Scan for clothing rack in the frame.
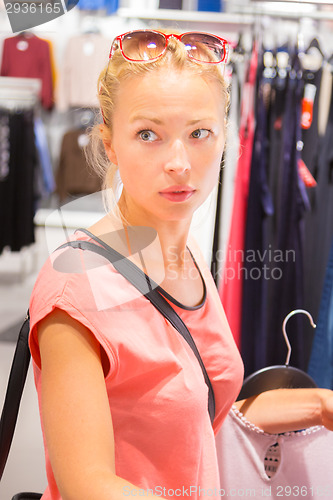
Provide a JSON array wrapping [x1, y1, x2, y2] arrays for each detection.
[[0, 77, 42, 279], [0, 76, 41, 110]]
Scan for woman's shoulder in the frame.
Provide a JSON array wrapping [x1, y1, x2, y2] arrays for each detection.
[[29, 223, 150, 324], [29, 229, 97, 314]]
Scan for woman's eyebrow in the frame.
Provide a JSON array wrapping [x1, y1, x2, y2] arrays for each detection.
[[130, 115, 215, 125], [130, 115, 163, 125]]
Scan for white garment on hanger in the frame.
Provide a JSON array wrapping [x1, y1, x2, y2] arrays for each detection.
[[216, 406, 333, 499]]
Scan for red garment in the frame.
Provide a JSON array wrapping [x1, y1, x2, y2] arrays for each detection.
[[1, 33, 53, 110], [219, 44, 258, 349]]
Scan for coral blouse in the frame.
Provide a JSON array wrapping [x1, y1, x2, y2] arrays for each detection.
[[29, 229, 243, 500]]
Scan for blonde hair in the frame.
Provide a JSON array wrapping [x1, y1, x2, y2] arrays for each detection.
[[85, 34, 230, 212]]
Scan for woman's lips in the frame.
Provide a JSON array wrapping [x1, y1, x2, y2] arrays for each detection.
[[159, 186, 196, 203]]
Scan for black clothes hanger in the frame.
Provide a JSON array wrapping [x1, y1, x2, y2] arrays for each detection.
[[17, 30, 35, 38], [306, 37, 325, 59], [237, 310, 318, 401], [234, 33, 246, 57]]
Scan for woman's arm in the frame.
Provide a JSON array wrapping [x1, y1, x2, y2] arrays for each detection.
[[38, 309, 161, 500], [235, 388, 333, 434]]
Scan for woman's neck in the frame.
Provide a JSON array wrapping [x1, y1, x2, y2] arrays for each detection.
[[117, 198, 192, 272]]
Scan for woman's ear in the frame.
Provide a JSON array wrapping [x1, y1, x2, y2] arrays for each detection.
[[100, 124, 117, 165]]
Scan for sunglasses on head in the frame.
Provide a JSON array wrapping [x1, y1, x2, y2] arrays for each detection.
[[100, 30, 229, 124], [109, 29, 229, 65]]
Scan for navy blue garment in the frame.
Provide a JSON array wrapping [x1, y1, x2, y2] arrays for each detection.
[[241, 59, 274, 376], [308, 237, 333, 388], [64, 0, 79, 10], [266, 54, 310, 371]]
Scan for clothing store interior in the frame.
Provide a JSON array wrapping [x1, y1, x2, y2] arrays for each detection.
[[1, 0, 333, 498]]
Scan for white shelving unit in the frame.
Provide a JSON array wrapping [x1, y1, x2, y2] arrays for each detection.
[[117, 7, 254, 25], [117, 4, 333, 23]]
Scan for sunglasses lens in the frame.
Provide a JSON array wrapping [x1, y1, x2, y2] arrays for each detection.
[[181, 33, 226, 63], [121, 31, 167, 62]]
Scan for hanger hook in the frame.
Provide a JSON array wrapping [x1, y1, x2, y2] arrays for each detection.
[[282, 309, 316, 366]]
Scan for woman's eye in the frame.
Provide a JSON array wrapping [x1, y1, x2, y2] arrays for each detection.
[[138, 130, 157, 142], [191, 129, 210, 139]]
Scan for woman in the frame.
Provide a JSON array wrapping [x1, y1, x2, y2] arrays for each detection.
[[29, 30, 333, 500]]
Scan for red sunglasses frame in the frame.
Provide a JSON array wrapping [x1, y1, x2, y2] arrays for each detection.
[[109, 29, 229, 65]]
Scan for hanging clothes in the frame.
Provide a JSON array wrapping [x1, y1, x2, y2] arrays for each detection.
[[0, 33, 54, 110], [55, 33, 111, 112], [304, 77, 333, 380], [56, 128, 101, 201], [34, 115, 55, 196], [307, 237, 333, 389], [240, 50, 274, 376], [317, 61, 332, 137], [159, 0, 182, 8], [219, 42, 258, 349], [302, 74, 333, 363], [0, 109, 37, 253], [211, 54, 246, 288], [265, 52, 310, 371], [301, 66, 323, 179], [77, 0, 119, 13], [198, 0, 221, 11], [43, 38, 58, 92]]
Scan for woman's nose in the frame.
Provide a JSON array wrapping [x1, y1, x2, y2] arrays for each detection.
[[164, 139, 191, 175]]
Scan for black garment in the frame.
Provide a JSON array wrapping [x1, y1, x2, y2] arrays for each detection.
[[210, 166, 223, 286], [301, 68, 322, 176], [0, 109, 37, 253], [266, 57, 310, 371], [159, 0, 182, 8], [241, 68, 274, 376]]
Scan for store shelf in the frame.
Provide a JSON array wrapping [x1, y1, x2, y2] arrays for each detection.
[[117, 5, 333, 22], [117, 7, 254, 25]]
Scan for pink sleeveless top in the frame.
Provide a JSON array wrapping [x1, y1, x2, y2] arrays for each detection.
[[29, 229, 244, 500]]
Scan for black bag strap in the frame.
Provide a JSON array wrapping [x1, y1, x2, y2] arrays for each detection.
[[0, 312, 31, 481], [57, 234, 215, 423]]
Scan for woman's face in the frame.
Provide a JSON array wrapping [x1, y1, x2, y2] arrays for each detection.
[[104, 67, 226, 227]]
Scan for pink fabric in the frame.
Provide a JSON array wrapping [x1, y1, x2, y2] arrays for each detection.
[[216, 407, 333, 498], [219, 44, 258, 349], [55, 34, 111, 111], [29, 230, 244, 500]]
